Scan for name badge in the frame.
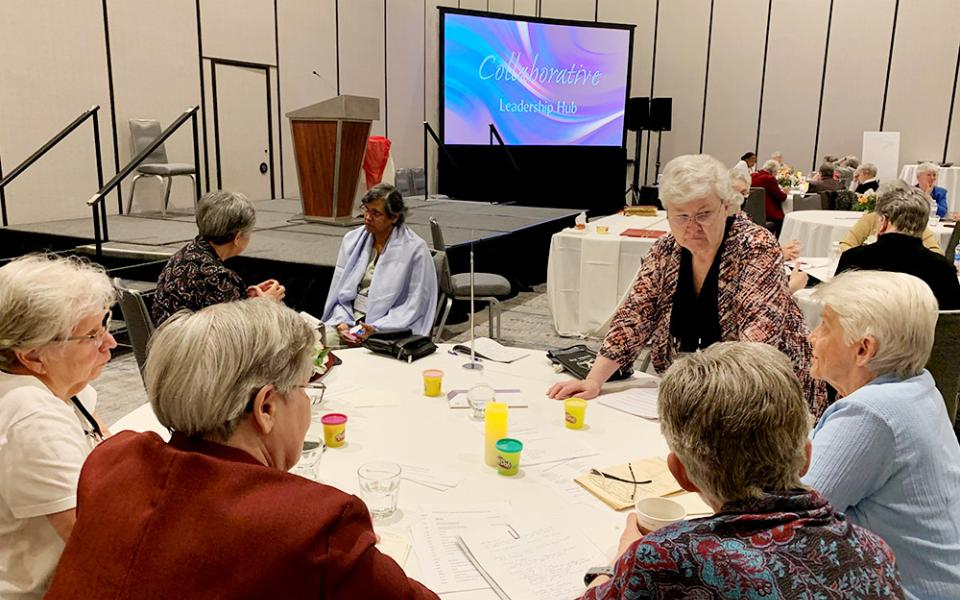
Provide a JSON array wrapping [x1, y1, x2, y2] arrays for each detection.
[[354, 293, 369, 314]]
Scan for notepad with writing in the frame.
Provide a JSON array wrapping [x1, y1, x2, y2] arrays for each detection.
[[457, 521, 605, 600], [574, 457, 683, 510], [620, 228, 667, 238]]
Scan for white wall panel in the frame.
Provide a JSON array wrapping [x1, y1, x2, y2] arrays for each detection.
[[817, 0, 895, 162], [647, 0, 712, 179], [946, 57, 960, 166], [540, 0, 595, 21], [514, 0, 537, 17], [425, 1, 459, 192], [757, 0, 830, 171], [387, 0, 426, 168], [200, 0, 276, 66], [489, 0, 515, 14], [108, 0, 201, 212], [701, 0, 768, 165], [459, 0, 488, 10], [277, 0, 338, 199], [0, 0, 114, 224], [339, 0, 386, 137], [884, 0, 960, 165]]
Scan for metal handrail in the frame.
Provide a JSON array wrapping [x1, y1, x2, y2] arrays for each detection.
[[0, 105, 103, 227], [86, 106, 201, 257]]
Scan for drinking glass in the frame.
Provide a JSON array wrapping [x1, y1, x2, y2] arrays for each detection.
[[357, 461, 401, 520], [467, 384, 496, 420], [290, 440, 324, 480]]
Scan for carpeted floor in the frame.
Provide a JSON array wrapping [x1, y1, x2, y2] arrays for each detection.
[[96, 285, 604, 427]]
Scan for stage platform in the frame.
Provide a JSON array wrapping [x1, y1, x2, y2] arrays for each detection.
[[0, 196, 581, 316]]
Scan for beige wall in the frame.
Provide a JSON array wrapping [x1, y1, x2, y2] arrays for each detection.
[[3, 0, 960, 224]]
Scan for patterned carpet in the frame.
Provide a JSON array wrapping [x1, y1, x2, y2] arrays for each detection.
[[96, 285, 603, 426]]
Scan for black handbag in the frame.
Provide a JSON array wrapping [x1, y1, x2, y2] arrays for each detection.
[[362, 329, 438, 362], [546, 344, 632, 381]]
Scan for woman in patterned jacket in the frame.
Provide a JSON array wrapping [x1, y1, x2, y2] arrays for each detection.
[[549, 154, 827, 416]]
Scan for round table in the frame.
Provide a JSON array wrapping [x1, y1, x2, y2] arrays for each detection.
[[779, 210, 955, 257], [112, 344, 680, 599], [900, 164, 960, 214]]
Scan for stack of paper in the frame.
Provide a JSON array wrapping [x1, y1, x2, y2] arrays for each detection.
[[597, 387, 660, 420], [457, 521, 606, 600], [376, 531, 411, 567], [398, 464, 464, 491], [451, 338, 530, 363], [509, 426, 599, 466]]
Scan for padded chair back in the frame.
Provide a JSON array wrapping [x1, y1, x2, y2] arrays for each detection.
[[129, 119, 168, 165], [429, 217, 447, 251], [793, 193, 823, 211], [945, 221, 960, 261], [410, 167, 427, 196], [744, 188, 766, 225], [927, 310, 960, 426], [431, 249, 455, 296], [393, 168, 414, 196], [113, 278, 155, 376]]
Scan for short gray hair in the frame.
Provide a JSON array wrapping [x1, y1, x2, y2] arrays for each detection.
[[813, 271, 938, 379], [658, 342, 809, 505], [916, 162, 939, 177], [842, 155, 860, 169], [145, 298, 315, 440], [0, 254, 114, 371], [727, 168, 749, 210], [196, 191, 256, 245], [818, 162, 835, 178], [760, 159, 780, 174], [660, 154, 740, 210], [858, 162, 877, 178], [876, 185, 929, 237]]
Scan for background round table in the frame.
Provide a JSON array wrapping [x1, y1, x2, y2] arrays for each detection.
[[112, 344, 682, 599], [779, 210, 955, 257], [900, 164, 960, 214]]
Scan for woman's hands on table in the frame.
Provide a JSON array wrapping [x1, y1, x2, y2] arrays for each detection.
[[546, 378, 601, 400]]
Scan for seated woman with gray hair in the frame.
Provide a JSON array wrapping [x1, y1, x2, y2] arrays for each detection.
[[853, 162, 878, 193], [46, 299, 439, 599], [915, 161, 948, 218], [578, 342, 903, 598], [0, 255, 117, 598], [550, 154, 826, 415], [836, 185, 960, 308], [151, 190, 285, 326], [803, 270, 960, 598], [322, 183, 437, 345], [840, 180, 942, 254]]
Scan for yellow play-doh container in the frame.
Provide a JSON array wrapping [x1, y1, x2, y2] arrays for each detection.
[[564, 398, 587, 429], [321, 413, 348, 448]]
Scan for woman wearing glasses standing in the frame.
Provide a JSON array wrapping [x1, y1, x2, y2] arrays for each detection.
[[0, 254, 116, 599], [549, 154, 826, 416]]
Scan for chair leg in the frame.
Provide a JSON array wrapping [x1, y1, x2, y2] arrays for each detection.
[[187, 174, 198, 210], [161, 177, 173, 216], [128, 174, 144, 214], [434, 297, 453, 343], [487, 297, 502, 341]]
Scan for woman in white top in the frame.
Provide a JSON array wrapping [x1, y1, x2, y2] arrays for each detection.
[[0, 254, 116, 599]]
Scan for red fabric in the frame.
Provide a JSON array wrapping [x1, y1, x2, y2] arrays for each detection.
[[363, 136, 392, 189], [46, 431, 438, 600], [751, 171, 788, 221], [620, 229, 667, 238]]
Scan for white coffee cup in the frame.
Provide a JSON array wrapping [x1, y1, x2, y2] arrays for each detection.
[[634, 497, 687, 531]]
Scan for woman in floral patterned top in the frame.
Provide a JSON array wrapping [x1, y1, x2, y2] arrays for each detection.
[[579, 342, 903, 599], [549, 154, 827, 416], [152, 191, 285, 326]]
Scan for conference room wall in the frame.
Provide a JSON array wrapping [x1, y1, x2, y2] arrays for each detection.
[[387, 0, 427, 191], [0, 0, 116, 225]]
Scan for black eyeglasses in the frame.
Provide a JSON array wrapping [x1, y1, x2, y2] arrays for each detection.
[[590, 463, 652, 502], [244, 382, 326, 413]]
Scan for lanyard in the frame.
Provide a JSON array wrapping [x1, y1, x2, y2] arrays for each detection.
[[70, 395, 104, 443]]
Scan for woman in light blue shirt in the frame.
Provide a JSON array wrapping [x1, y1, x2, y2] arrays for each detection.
[[803, 270, 960, 599]]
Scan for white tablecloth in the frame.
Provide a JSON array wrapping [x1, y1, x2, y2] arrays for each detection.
[[547, 212, 670, 337], [112, 344, 670, 599], [779, 210, 954, 257], [900, 165, 960, 214]]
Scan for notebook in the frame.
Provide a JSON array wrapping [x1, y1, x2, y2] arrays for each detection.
[[620, 228, 667, 238]]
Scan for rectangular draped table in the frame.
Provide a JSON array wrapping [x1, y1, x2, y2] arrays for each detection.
[[547, 212, 670, 338]]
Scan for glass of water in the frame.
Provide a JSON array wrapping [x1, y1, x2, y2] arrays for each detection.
[[467, 384, 496, 420], [291, 440, 324, 480], [357, 461, 401, 520]]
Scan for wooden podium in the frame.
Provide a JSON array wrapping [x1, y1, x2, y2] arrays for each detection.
[[287, 95, 380, 223]]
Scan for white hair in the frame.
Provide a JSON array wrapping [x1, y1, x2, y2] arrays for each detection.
[[0, 254, 115, 371], [761, 159, 780, 174], [812, 271, 938, 379], [659, 154, 740, 210], [858, 162, 877, 178], [916, 162, 939, 177], [196, 191, 256, 245], [727, 168, 750, 210], [145, 298, 315, 440]]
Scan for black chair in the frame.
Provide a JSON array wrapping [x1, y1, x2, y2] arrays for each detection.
[[926, 310, 960, 431], [429, 217, 511, 341], [113, 278, 155, 378], [792, 193, 823, 211], [944, 220, 960, 261], [743, 188, 766, 226]]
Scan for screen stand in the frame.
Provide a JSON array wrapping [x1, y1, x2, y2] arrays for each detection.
[[625, 128, 645, 205], [423, 121, 459, 201]]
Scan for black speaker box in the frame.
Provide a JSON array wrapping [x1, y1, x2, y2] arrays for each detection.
[[626, 97, 650, 131], [650, 97, 672, 132]]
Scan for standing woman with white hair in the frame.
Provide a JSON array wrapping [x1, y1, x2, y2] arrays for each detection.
[[803, 270, 960, 598], [549, 154, 826, 415], [0, 255, 117, 599]]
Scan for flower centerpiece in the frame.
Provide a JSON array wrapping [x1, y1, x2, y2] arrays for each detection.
[[854, 189, 877, 212], [776, 167, 806, 191]]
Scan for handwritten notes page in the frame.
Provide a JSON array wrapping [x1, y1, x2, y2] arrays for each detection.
[[410, 503, 513, 594], [457, 521, 606, 600], [597, 387, 660, 420], [574, 456, 683, 510]]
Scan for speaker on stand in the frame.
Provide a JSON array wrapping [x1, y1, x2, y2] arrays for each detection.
[[624, 97, 649, 205], [648, 98, 672, 185]]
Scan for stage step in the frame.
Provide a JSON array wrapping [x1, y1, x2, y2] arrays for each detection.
[[74, 242, 176, 262]]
